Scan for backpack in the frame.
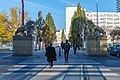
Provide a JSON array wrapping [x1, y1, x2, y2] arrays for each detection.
[[64, 43, 70, 51]]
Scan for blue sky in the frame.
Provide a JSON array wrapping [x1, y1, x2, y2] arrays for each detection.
[[0, 0, 116, 30]]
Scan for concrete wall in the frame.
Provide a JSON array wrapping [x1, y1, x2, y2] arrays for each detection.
[[13, 36, 34, 56]]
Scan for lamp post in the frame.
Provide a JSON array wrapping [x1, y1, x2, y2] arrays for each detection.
[[21, 0, 24, 26], [96, 0, 99, 38], [96, 0, 100, 54]]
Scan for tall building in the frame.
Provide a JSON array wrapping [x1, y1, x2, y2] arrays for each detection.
[[116, 0, 120, 12], [56, 30, 62, 44], [66, 7, 77, 39], [66, 7, 120, 43], [54, 30, 66, 46]]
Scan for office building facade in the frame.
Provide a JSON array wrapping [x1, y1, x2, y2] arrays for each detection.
[[66, 7, 120, 43]]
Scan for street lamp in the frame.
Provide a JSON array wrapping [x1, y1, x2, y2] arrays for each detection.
[[21, 0, 24, 26], [96, 0, 100, 54], [96, 0, 100, 37]]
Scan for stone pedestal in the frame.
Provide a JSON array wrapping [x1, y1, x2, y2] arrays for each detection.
[[13, 36, 34, 56], [100, 36, 107, 56], [86, 34, 107, 56], [86, 35, 98, 56]]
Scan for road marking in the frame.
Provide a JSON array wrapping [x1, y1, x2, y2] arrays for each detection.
[[1, 64, 119, 80], [19, 62, 101, 65], [102, 73, 119, 77], [86, 68, 111, 71], [87, 72, 101, 75], [36, 65, 69, 76], [13, 65, 46, 68]]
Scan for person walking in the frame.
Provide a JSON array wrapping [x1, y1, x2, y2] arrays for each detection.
[[58, 46, 61, 56], [45, 42, 57, 68], [63, 39, 70, 62], [73, 42, 77, 54], [61, 41, 64, 52]]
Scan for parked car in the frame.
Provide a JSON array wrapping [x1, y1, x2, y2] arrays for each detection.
[[115, 45, 120, 57], [109, 44, 120, 57], [107, 43, 113, 54], [108, 46, 115, 55]]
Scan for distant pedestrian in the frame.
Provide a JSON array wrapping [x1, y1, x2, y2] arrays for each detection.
[[63, 39, 70, 62], [73, 42, 77, 54], [61, 41, 64, 52], [58, 46, 61, 56], [45, 42, 57, 68]]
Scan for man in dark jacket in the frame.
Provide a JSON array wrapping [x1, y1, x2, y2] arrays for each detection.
[[45, 42, 57, 68], [63, 39, 70, 62], [73, 42, 77, 54]]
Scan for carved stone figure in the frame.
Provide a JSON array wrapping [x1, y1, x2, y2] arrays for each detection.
[[15, 20, 35, 36], [15, 26, 26, 36], [25, 20, 35, 36]]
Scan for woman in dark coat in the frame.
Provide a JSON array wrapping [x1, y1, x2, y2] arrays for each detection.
[[45, 42, 57, 68]]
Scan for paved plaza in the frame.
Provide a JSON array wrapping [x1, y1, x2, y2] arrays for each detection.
[[0, 49, 120, 80]]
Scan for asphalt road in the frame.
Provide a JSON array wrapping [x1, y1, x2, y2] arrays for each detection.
[[0, 49, 119, 80]]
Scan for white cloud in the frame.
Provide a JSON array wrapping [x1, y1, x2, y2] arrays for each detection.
[[58, 0, 71, 5], [23, 0, 64, 15]]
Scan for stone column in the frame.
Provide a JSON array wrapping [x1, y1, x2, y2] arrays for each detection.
[[100, 36, 107, 56]]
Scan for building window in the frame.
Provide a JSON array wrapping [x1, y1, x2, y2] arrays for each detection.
[[107, 26, 112, 28], [107, 18, 113, 20], [114, 14, 119, 17], [107, 22, 113, 24], [100, 14, 105, 17], [114, 22, 119, 24], [100, 18, 106, 20], [114, 18, 119, 20], [107, 14, 113, 17]]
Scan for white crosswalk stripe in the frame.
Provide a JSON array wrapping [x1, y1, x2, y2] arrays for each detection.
[[1, 62, 119, 80]]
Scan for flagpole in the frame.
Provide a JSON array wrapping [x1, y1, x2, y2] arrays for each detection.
[[96, 0, 98, 27], [22, 0, 24, 26]]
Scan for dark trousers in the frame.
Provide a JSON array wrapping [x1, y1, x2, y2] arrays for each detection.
[[48, 60, 53, 67], [74, 48, 77, 54], [61, 47, 64, 53], [64, 50, 69, 61]]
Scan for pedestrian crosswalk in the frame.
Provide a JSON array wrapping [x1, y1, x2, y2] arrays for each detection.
[[0, 62, 119, 80]]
